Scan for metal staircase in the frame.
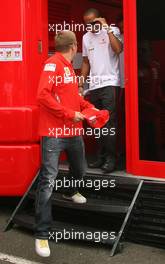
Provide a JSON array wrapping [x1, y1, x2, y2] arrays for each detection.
[[126, 180, 165, 248], [4, 166, 143, 256]]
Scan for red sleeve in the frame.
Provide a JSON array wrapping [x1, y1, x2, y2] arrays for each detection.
[[79, 95, 95, 111], [37, 64, 75, 121]]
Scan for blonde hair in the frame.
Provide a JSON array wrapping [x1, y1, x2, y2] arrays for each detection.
[[55, 30, 77, 52]]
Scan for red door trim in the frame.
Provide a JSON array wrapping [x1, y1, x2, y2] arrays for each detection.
[[124, 0, 165, 178]]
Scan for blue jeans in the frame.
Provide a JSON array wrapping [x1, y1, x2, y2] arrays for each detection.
[[35, 136, 86, 239]]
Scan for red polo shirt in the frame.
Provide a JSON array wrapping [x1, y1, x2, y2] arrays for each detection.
[[37, 52, 94, 137]]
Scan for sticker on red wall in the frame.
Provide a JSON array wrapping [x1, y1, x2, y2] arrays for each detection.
[[0, 41, 22, 61]]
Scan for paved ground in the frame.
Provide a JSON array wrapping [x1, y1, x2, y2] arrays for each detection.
[[0, 198, 165, 264]]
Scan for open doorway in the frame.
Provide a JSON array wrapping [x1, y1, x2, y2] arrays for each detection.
[[137, 0, 165, 162], [47, 0, 125, 173]]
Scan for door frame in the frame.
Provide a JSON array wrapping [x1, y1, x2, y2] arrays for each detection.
[[124, 0, 165, 178]]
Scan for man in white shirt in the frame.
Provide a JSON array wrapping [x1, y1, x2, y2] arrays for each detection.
[[79, 8, 123, 173]]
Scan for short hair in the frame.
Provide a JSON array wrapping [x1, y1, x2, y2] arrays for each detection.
[[83, 8, 101, 18], [55, 31, 77, 52]]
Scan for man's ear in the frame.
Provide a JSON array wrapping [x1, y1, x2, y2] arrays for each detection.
[[71, 44, 75, 51]]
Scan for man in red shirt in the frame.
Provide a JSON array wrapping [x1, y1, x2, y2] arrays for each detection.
[[35, 30, 95, 257]]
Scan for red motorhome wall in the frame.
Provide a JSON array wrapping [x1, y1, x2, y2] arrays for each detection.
[[0, 0, 48, 195]]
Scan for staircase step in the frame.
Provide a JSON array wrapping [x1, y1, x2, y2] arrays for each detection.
[[14, 212, 117, 245], [29, 191, 129, 214]]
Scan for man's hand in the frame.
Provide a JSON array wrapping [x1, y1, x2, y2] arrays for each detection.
[[79, 86, 84, 96], [73, 112, 85, 122], [92, 107, 99, 111]]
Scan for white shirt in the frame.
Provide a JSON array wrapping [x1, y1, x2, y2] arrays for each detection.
[[82, 27, 122, 91], [119, 34, 125, 88]]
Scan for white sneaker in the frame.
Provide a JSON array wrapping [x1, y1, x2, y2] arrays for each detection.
[[35, 239, 50, 257], [63, 192, 87, 204]]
